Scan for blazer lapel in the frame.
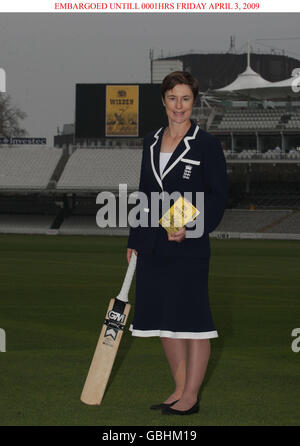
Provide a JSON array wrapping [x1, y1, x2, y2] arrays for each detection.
[[150, 127, 164, 190], [162, 120, 199, 180], [149, 120, 200, 191]]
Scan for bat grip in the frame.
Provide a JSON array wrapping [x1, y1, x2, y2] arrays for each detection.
[[115, 251, 137, 303]]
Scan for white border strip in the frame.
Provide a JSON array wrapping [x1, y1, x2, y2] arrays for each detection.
[[150, 127, 163, 191], [129, 324, 218, 339], [211, 231, 300, 240], [1, 1, 300, 13]]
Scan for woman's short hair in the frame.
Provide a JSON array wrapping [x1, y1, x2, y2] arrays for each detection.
[[161, 71, 199, 103]]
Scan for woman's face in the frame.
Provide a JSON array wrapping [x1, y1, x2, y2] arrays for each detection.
[[163, 83, 194, 126]]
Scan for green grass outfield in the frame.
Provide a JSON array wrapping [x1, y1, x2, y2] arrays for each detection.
[[0, 234, 299, 426]]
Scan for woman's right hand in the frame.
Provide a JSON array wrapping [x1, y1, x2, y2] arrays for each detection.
[[127, 248, 138, 264]]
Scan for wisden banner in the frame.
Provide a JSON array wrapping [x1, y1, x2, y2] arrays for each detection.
[[106, 85, 138, 137]]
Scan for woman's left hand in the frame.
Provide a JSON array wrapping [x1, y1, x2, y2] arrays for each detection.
[[168, 226, 186, 243]]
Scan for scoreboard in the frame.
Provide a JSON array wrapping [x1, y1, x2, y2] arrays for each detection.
[[75, 83, 167, 139]]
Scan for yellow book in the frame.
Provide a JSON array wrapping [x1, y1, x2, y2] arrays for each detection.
[[159, 196, 200, 235]]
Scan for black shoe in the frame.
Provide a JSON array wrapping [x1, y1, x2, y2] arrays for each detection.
[[162, 399, 199, 415], [150, 400, 179, 410]]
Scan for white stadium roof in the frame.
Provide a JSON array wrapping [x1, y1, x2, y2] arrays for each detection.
[[214, 65, 273, 95], [212, 50, 300, 100]]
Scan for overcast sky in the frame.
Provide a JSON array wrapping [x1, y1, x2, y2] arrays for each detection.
[[1, 13, 300, 146]]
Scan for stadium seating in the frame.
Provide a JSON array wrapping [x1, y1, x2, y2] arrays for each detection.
[[285, 114, 300, 129], [210, 107, 300, 131], [59, 215, 129, 235], [0, 148, 63, 189], [214, 209, 291, 233], [0, 214, 54, 234], [236, 182, 300, 209], [263, 211, 300, 233], [59, 209, 300, 236], [287, 150, 300, 160], [0, 144, 300, 239], [1, 208, 300, 238], [237, 150, 257, 159], [56, 149, 142, 190]]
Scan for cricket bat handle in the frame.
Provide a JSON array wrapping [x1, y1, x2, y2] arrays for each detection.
[[115, 251, 137, 303]]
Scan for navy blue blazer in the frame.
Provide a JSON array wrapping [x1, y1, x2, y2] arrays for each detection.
[[127, 119, 227, 258]]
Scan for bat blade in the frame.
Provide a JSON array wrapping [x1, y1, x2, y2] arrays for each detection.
[[80, 297, 131, 405]]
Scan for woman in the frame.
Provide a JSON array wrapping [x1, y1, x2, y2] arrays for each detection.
[[127, 71, 227, 415]]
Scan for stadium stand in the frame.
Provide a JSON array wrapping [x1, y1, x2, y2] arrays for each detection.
[[0, 147, 64, 190], [1, 100, 300, 239], [214, 209, 292, 233], [262, 210, 300, 233], [58, 209, 300, 238], [0, 145, 300, 239], [0, 214, 54, 234], [56, 149, 142, 191], [209, 107, 300, 132], [236, 182, 300, 209], [59, 215, 129, 236]]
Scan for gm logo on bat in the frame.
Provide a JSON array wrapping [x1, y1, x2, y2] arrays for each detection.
[[108, 311, 125, 323], [104, 312, 126, 342]]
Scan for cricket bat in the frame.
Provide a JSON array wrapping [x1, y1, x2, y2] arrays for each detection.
[[80, 252, 137, 405]]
